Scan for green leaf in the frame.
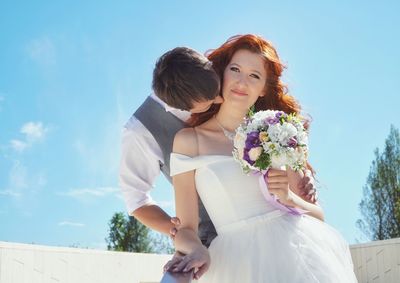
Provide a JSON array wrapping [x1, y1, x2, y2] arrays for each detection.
[[254, 152, 271, 170]]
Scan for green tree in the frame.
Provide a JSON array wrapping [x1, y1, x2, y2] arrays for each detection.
[[357, 125, 400, 240], [106, 212, 153, 253], [151, 232, 175, 254]]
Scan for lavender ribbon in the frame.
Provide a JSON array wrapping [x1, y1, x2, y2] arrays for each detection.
[[257, 169, 307, 215]]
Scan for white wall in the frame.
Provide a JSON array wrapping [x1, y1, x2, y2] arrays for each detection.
[[0, 241, 171, 283], [350, 238, 400, 283], [2, 239, 400, 283]]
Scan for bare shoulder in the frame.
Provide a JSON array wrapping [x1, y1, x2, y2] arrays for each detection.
[[173, 128, 198, 157]]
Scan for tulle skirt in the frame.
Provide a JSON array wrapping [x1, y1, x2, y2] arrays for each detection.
[[198, 210, 358, 283]]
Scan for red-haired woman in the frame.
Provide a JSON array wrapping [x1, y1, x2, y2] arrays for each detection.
[[167, 35, 357, 282]]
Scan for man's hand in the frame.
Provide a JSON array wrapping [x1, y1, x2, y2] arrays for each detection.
[[163, 251, 185, 273], [298, 170, 318, 203], [286, 168, 318, 204], [164, 247, 210, 280]]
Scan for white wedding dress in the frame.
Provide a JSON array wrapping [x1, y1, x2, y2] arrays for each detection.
[[170, 153, 358, 283]]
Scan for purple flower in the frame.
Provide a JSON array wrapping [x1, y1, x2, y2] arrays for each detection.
[[275, 111, 285, 119], [266, 117, 279, 125], [245, 131, 261, 149], [287, 137, 298, 148], [243, 148, 255, 165]]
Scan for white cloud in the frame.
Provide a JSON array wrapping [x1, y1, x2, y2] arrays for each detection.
[[10, 139, 28, 153], [58, 187, 119, 199], [58, 221, 85, 227], [10, 121, 49, 153], [21, 122, 48, 141], [26, 36, 56, 66], [0, 190, 21, 197]]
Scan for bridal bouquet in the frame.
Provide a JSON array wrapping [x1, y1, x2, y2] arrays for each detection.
[[233, 110, 308, 173], [233, 109, 309, 214]]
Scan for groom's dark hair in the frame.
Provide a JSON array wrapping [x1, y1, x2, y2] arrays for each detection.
[[152, 47, 220, 111]]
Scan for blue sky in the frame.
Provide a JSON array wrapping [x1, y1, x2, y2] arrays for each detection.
[[0, 1, 399, 249]]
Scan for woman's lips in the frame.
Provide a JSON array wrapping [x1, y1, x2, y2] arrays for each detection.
[[231, 89, 247, 96]]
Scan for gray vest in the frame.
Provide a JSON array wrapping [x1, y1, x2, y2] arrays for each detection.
[[134, 96, 217, 247]]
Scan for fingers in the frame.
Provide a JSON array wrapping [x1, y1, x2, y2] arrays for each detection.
[[299, 176, 311, 187], [169, 227, 177, 239], [182, 258, 206, 273], [301, 183, 313, 195], [173, 256, 192, 272], [304, 169, 313, 178], [267, 183, 288, 190], [267, 169, 287, 177], [170, 217, 181, 226], [194, 263, 209, 280], [164, 251, 185, 271], [266, 176, 288, 183], [164, 257, 183, 272], [174, 251, 185, 258], [312, 191, 319, 203], [299, 176, 314, 195], [301, 185, 318, 204], [307, 187, 316, 196]]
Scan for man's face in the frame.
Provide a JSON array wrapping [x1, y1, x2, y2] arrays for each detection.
[[189, 96, 224, 114]]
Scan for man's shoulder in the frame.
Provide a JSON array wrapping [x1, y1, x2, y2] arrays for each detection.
[[123, 115, 155, 146], [125, 114, 146, 131]]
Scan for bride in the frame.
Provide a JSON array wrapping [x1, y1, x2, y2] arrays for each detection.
[[167, 34, 357, 282]]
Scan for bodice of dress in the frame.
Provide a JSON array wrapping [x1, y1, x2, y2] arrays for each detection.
[[170, 153, 278, 232]]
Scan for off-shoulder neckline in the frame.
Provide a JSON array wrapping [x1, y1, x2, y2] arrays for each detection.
[[171, 152, 233, 159]]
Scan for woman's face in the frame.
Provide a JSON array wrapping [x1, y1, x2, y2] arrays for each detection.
[[222, 49, 267, 110]]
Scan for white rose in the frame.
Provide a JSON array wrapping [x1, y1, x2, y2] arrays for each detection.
[[233, 132, 246, 149], [267, 124, 282, 142], [276, 123, 297, 145], [271, 154, 288, 169], [248, 146, 263, 161]]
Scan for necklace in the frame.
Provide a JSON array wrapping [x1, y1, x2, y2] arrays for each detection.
[[214, 115, 235, 141]]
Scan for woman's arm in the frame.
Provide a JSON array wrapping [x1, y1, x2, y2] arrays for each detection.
[[168, 128, 210, 277], [172, 168, 204, 254], [267, 168, 324, 221]]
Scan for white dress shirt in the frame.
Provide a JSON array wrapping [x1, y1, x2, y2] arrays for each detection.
[[119, 94, 191, 215]]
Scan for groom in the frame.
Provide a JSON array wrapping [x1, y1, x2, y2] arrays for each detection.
[[120, 47, 223, 247], [120, 47, 317, 248]]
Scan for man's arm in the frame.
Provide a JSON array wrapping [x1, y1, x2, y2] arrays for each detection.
[[120, 122, 173, 234], [132, 204, 173, 235]]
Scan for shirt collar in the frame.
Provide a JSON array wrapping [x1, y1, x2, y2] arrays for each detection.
[[150, 94, 191, 121]]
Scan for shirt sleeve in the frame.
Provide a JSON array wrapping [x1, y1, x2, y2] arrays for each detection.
[[119, 120, 163, 215]]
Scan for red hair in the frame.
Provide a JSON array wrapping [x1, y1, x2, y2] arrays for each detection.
[[188, 34, 306, 126]]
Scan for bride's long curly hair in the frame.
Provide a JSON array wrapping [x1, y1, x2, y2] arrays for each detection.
[[189, 34, 315, 174]]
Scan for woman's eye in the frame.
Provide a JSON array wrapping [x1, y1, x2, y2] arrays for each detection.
[[230, 66, 240, 72], [250, 74, 260, 79]]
